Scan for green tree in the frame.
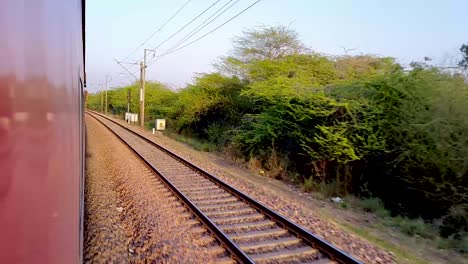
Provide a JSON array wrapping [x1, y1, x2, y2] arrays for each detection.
[[459, 43, 468, 70], [217, 25, 306, 78]]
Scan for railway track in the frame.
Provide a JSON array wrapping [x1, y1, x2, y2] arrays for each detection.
[[86, 111, 361, 264]]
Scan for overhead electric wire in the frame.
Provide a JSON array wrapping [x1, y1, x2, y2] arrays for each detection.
[[151, 0, 223, 52], [107, 0, 261, 87], [108, 0, 192, 81], [119, 0, 192, 62], [110, 0, 222, 81], [162, 0, 240, 57], [149, 0, 261, 66]]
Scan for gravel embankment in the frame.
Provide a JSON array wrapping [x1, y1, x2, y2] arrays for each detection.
[[84, 115, 229, 263], [101, 113, 396, 264]]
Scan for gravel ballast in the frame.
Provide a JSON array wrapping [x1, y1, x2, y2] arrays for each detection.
[[84, 115, 229, 263]]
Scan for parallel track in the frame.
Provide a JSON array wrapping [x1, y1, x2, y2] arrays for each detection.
[[87, 111, 361, 264]]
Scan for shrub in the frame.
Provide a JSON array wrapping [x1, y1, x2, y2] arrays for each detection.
[[359, 197, 385, 213], [204, 123, 229, 149], [301, 178, 341, 197], [437, 232, 468, 253], [398, 217, 434, 239], [301, 177, 317, 192], [439, 204, 468, 238], [318, 180, 341, 197], [458, 234, 468, 253], [375, 207, 391, 218]]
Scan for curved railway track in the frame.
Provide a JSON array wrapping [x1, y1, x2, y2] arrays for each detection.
[[86, 111, 361, 264]]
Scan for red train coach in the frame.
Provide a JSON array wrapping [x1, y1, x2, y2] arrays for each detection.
[[0, 0, 86, 263]]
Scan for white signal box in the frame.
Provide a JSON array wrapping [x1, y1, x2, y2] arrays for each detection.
[[156, 119, 166, 130]]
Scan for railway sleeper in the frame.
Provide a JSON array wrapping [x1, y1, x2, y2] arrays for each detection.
[[203, 207, 256, 218], [214, 256, 237, 264], [184, 219, 201, 227], [239, 236, 304, 255], [193, 196, 239, 206], [204, 245, 229, 258], [170, 180, 213, 188], [213, 213, 266, 225], [188, 192, 233, 201], [161, 170, 199, 176], [230, 227, 289, 243], [181, 185, 223, 192], [193, 235, 217, 247], [184, 188, 226, 196], [177, 212, 195, 221], [197, 201, 247, 212], [190, 226, 209, 235], [219, 219, 277, 233], [171, 206, 187, 214], [178, 185, 220, 193], [250, 246, 321, 264]]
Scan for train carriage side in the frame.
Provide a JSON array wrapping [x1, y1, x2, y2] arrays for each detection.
[[0, 0, 86, 263]]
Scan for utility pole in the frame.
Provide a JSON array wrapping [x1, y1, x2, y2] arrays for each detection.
[[113, 59, 139, 118], [140, 48, 155, 128], [139, 61, 144, 128], [127, 89, 131, 112], [100, 85, 104, 112], [105, 75, 108, 114]]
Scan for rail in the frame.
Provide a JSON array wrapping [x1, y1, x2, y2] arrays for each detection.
[[86, 110, 361, 264]]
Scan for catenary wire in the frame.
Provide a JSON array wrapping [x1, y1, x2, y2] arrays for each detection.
[[149, 0, 261, 66], [119, 0, 192, 63], [153, 0, 240, 61]]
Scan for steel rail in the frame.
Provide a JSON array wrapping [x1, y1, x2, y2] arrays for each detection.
[[87, 110, 362, 264], [87, 112, 253, 263]]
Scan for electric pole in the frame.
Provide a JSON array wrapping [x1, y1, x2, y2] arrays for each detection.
[[127, 89, 131, 113], [140, 48, 155, 128], [139, 61, 144, 128], [100, 85, 104, 112], [105, 75, 108, 114]]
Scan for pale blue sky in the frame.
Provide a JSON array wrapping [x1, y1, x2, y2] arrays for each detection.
[[86, 0, 467, 92]]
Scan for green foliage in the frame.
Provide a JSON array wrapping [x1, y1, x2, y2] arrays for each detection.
[[359, 197, 386, 213], [398, 218, 435, 239], [88, 25, 468, 243], [458, 235, 468, 253], [301, 178, 341, 197], [375, 207, 391, 218], [246, 54, 337, 85], [86, 90, 103, 111], [318, 180, 341, 197], [459, 43, 468, 70], [440, 205, 468, 238], [437, 233, 468, 253], [334, 55, 399, 81], [169, 73, 249, 137], [301, 177, 317, 192], [87, 82, 177, 122], [233, 25, 305, 61]]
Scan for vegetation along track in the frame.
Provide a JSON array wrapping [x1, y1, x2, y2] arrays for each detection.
[[86, 111, 361, 264]]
